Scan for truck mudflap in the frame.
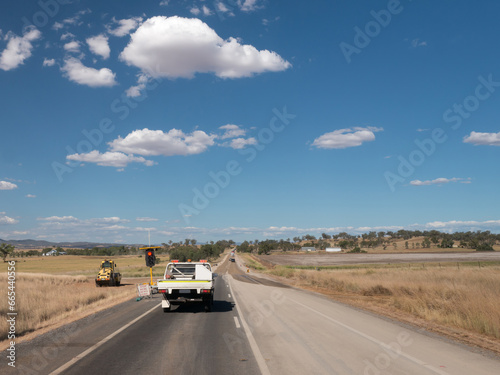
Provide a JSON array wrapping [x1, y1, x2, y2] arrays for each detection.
[[162, 299, 171, 312]]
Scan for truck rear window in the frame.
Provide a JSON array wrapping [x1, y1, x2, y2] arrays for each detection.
[[167, 264, 196, 276]]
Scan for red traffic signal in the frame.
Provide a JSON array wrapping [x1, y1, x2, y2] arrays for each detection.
[[145, 250, 156, 267]]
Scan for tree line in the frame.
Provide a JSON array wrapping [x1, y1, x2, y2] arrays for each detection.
[[2, 239, 236, 262], [2, 230, 497, 262], [236, 230, 499, 254]]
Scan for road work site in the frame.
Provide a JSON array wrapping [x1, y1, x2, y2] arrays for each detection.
[[3, 251, 500, 375]]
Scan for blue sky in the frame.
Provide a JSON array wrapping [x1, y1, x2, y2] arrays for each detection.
[[1, 0, 500, 244]]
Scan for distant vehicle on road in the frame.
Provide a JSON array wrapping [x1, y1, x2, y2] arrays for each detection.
[[157, 260, 216, 312]]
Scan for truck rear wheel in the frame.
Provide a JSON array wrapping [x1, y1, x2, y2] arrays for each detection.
[[204, 295, 213, 312], [163, 307, 170, 313]]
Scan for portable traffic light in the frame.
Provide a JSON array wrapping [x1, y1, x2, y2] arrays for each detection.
[[145, 250, 156, 267]]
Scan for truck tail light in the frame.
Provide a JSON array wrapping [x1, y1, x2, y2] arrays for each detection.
[[201, 289, 211, 294]]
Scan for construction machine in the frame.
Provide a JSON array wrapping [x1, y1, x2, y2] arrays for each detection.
[[95, 259, 122, 287]]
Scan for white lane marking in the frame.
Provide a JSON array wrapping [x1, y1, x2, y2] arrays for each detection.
[[227, 277, 271, 375], [49, 303, 161, 375], [234, 316, 241, 329], [228, 293, 231, 298], [292, 299, 449, 375]]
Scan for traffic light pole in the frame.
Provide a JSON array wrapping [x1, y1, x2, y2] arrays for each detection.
[[140, 246, 159, 288]]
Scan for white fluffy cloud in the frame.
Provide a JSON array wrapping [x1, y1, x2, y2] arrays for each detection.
[[0, 181, 18, 190], [190, 5, 213, 16], [202, 5, 213, 16], [66, 128, 217, 170], [38, 216, 79, 222], [423, 220, 500, 231], [61, 57, 117, 87], [410, 177, 471, 186], [43, 58, 55, 67], [217, 124, 257, 149], [107, 17, 143, 37], [463, 131, 500, 146], [66, 150, 155, 168], [0, 213, 18, 225], [63, 40, 81, 53], [90, 217, 130, 224], [239, 0, 261, 12], [109, 128, 216, 156], [52, 22, 64, 31], [57, 9, 91, 29], [119, 16, 290, 79], [86, 34, 110, 59], [61, 32, 75, 41], [136, 217, 159, 222], [0, 27, 41, 71], [125, 74, 149, 97], [312, 127, 383, 149], [190, 7, 201, 16], [219, 124, 246, 139], [31, 215, 135, 241], [226, 137, 258, 149], [216, 2, 234, 16]]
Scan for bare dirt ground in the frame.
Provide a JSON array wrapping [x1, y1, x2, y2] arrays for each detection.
[[262, 251, 500, 266]]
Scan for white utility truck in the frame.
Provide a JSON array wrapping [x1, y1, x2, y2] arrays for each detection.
[[157, 260, 216, 312]]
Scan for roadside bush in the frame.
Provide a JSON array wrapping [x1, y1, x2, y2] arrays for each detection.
[[476, 243, 494, 251], [347, 247, 367, 253]]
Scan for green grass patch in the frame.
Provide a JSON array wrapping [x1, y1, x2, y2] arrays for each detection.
[[240, 254, 266, 271]]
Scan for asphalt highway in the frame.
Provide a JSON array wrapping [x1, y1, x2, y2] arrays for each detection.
[[6, 258, 260, 375]]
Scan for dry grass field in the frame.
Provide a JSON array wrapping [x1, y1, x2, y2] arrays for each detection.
[[0, 273, 137, 345], [2, 254, 167, 277], [241, 254, 500, 353]]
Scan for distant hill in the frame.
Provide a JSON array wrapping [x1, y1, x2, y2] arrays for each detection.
[[0, 238, 125, 249]]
